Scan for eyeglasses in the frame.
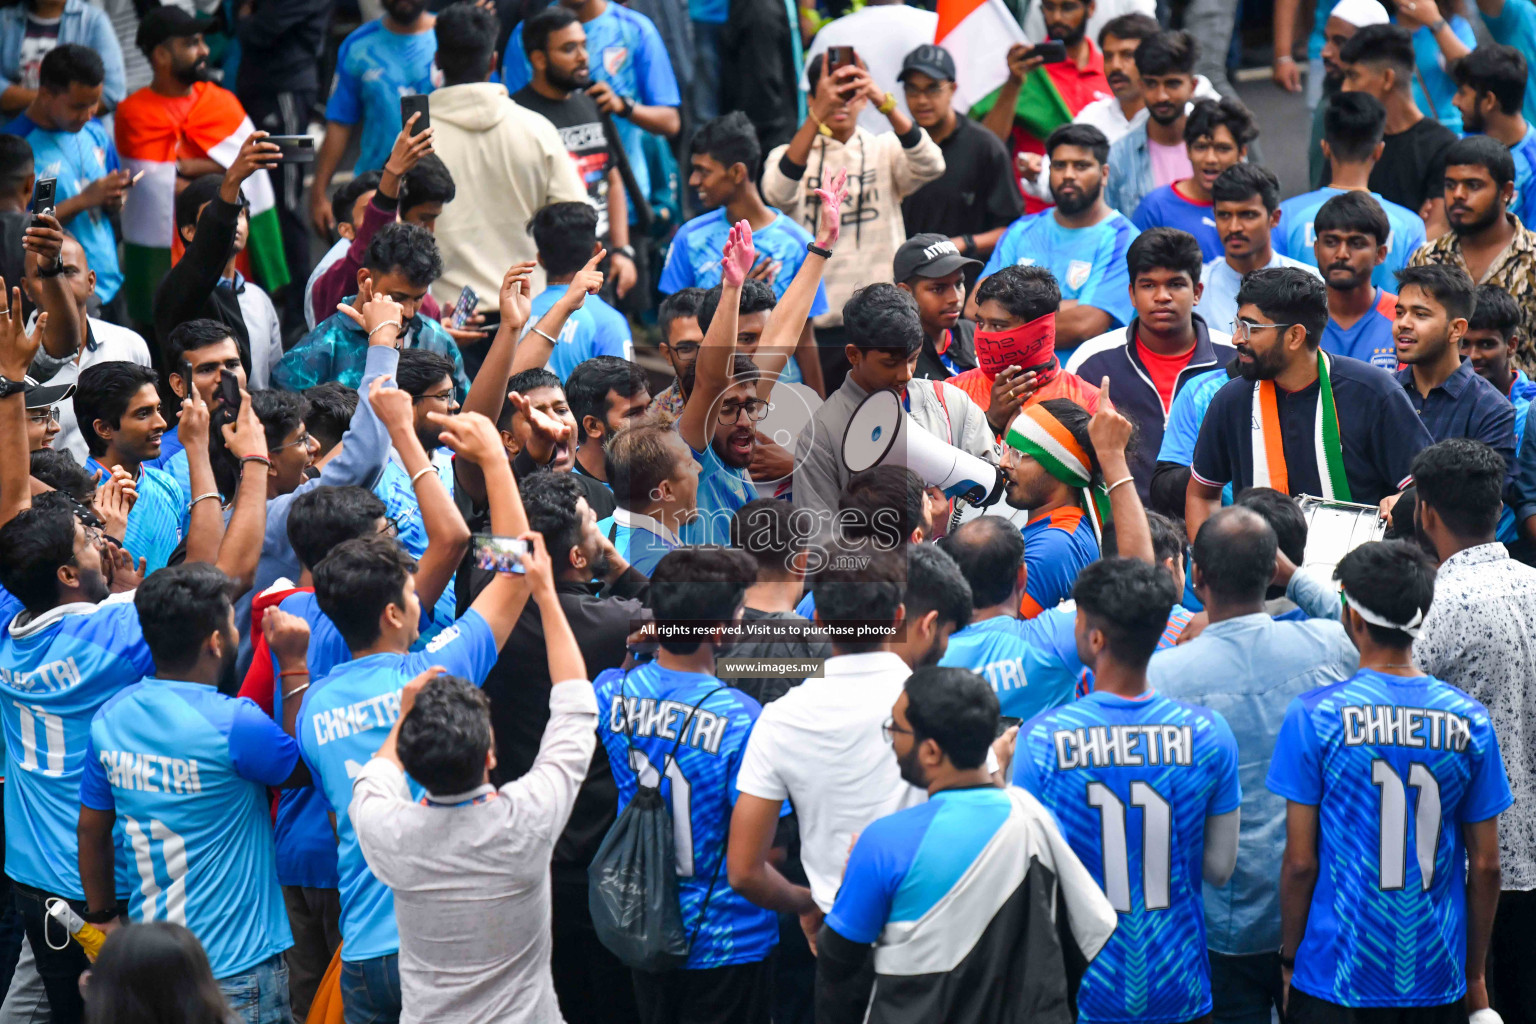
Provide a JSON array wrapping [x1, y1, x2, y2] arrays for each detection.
[[412, 390, 457, 406], [379, 513, 405, 538], [271, 430, 312, 452], [1230, 318, 1302, 343], [666, 341, 701, 357], [718, 398, 770, 424], [26, 408, 59, 425], [881, 717, 913, 745]]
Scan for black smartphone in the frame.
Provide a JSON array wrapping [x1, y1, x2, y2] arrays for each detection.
[[400, 94, 430, 135], [217, 369, 241, 414], [265, 135, 315, 164], [30, 177, 55, 225], [826, 45, 858, 99], [1027, 39, 1068, 64], [996, 715, 1024, 738], [451, 285, 478, 329]]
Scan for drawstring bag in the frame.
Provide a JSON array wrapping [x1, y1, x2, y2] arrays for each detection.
[[589, 681, 725, 972]]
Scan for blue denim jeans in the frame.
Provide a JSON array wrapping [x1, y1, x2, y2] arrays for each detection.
[[340, 954, 400, 1024], [220, 954, 293, 1024]]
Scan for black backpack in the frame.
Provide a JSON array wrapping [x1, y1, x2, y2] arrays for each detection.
[[588, 681, 727, 972]]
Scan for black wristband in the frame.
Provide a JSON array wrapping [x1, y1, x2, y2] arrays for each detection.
[[896, 123, 923, 149], [35, 257, 65, 278], [82, 907, 118, 925], [621, 95, 635, 119], [1279, 949, 1295, 970], [962, 234, 976, 254], [807, 242, 833, 259]]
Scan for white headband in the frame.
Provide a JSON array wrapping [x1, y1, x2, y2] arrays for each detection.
[[1343, 588, 1424, 639]]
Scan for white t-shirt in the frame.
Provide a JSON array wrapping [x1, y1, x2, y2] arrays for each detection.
[[735, 650, 922, 911], [1195, 251, 1321, 332], [81, 318, 152, 369]]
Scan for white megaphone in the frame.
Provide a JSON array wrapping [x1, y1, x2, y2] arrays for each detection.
[[841, 389, 1005, 507]]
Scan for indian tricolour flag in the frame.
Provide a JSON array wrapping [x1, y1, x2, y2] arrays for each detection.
[[938, 0, 1072, 146], [115, 80, 290, 326]]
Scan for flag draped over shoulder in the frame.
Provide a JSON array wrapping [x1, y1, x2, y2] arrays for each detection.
[[936, 0, 1069, 140], [115, 81, 289, 324]]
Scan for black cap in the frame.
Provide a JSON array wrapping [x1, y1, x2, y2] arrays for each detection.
[[898, 44, 956, 84], [894, 233, 981, 283], [24, 375, 74, 410], [136, 5, 215, 54]]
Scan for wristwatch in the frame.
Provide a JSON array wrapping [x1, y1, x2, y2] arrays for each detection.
[[0, 376, 25, 400], [615, 244, 637, 261], [620, 95, 636, 119], [81, 907, 118, 925]]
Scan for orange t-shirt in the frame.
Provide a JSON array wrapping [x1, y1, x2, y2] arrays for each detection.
[[950, 362, 1105, 419]]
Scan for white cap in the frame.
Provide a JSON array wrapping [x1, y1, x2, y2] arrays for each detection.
[[1329, 0, 1390, 28]]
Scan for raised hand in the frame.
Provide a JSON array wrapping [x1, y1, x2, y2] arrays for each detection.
[[427, 410, 508, 467], [338, 277, 405, 346], [106, 544, 146, 594], [520, 531, 556, 599], [368, 375, 416, 443], [1086, 378, 1132, 464], [221, 389, 268, 461], [384, 114, 434, 178], [721, 220, 756, 289], [506, 390, 573, 455], [499, 261, 537, 332], [22, 212, 65, 269], [558, 249, 606, 314], [0, 282, 43, 380], [399, 665, 448, 720], [178, 389, 211, 453], [1006, 42, 1045, 85], [263, 608, 313, 667], [811, 168, 849, 250], [225, 131, 282, 192]]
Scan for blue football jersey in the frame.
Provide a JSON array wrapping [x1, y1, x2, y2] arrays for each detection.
[[1014, 691, 1241, 1023], [684, 442, 756, 547], [594, 662, 779, 969], [80, 680, 297, 978], [938, 611, 1083, 722], [372, 453, 458, 642], [298, 611, 499, 962], [325, 20, 436, 175], [0, 600, 154, 897], [981, 211, 1140, 333], [1130, 184, 1222, 261], [1266, 669, 1513, 1008], [1274, 188, 1425, 292], [1322, 290, 1399, 371], [526, 286, 634, 383], [1020, 507, 1100, 618]]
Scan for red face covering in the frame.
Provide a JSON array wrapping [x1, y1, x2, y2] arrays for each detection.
[[974, 312, 1059, 383]]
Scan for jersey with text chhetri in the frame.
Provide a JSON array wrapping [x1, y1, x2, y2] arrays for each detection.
[[594, 663, 779, 969], [1013, 691, 1241, 1023], [1266, 670, 1512, 1008]]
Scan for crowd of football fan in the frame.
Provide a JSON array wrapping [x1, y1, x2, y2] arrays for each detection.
[[0, 0, 1534, 1021]]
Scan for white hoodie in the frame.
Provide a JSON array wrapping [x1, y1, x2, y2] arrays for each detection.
[[427, 82, 588, 311]]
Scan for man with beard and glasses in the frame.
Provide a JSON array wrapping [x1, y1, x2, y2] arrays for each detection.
[[1452, 44, 1536, 231], [511, 7, 628, 257], [1391, 264, 1516, 472], [816, 665, 1117, 1024], [1013, 556, 1241, 1024], [1279, 93, 1426, 294], [978, 124, 1139, 351], [1301, 0, 1389, 192], [1334, 24, 1457, 233], [1313, 191, 1402, 370], [77, 564, 310, 1023], [1130, 97, 1257, 261], [1105, 30, 1200, 221], [309, 0, 436, 238], [1195, 164, 1320, 331], [1186, 266, 1431, 540], [1409, 134, 1536, 369], [471, 469, 641, 1024], [115, 7, 286, 331]]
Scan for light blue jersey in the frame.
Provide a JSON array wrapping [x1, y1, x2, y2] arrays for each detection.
[[1509, 124, 1536, 229], [526, 285, 633, 383], [80, 680, 297, 979], [325, 20, 437, 175], [504, 5, 680, 221], [8, 118, 122, 303], [684, 441, 755, 547], [85, 458, 188, 574], [1481, 0, 1536, 126], [1014, 691, 1241, 1023], [0, 599, 153, 897], [938, 610, 1083, 722], [982, 211, 1140, 335], [1498, 371, 1536, 543], [1412, 19, 1477, 133], [659, 209, 828, 385], [597, 511, 679, 577], [1268, 669, 1512, 1008], [1274, 188, 1426, 292], [298, 611, 499, 962], [1322, 289, 1399, 371]]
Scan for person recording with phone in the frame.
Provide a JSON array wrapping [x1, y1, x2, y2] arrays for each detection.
[[762, 50, 943, 390]]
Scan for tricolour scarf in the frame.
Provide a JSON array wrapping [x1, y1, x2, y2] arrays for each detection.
[[1251, 350, 1350, 501], [1005, 404, 1111, 539]]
